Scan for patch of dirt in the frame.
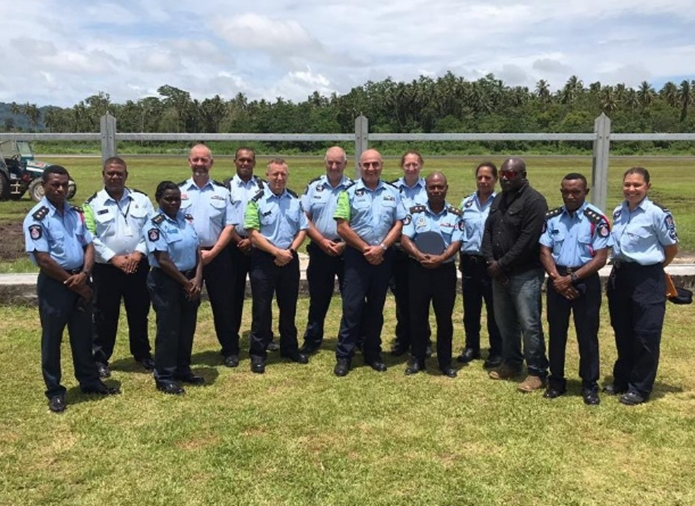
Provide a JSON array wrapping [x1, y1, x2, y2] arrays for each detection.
[[0, 222, 25, 262]]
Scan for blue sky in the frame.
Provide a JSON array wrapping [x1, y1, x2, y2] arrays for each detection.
[[1, 0, 694, 107]]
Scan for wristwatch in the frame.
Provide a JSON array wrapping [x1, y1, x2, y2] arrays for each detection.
[[570, 273, 579, 285], [379, 243, 388, 251]]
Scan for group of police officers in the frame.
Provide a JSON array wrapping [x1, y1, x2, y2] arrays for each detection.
[[23, 144, 679, 412]]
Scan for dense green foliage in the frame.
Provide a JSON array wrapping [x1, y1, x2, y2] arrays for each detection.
[[2, 74, 695, 155]]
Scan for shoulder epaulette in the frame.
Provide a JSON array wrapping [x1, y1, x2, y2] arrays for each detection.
[[253, 176, 265, 190], [653, 201, 671, 213], [307, 176, 321, 185], [287, 189, 298, 198], [152, 214, 165, 224], [410, 205, 427, 214], [84, 192, 98, 204], [32, 206, 49, 221], [385, 181, 399, 189], [447, 205, 463, 216], [388, 178, 400, 185], [212, 180, 226, 188], [130, 188, 148, 197], [250, 190, 265, 202], [344, 181, 356, 190], [583, 207, 607, 225], [546, 207, 563, 219], [222, 177, 232, 190], [71, 205, 83, 213], [177, 180, 187, 187]]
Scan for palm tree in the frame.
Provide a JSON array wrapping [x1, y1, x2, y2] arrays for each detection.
[[678, 80, 692, 122], [660, 82, 679, 108], [535, 80, 551, 102], [637, 81, 655, 109]]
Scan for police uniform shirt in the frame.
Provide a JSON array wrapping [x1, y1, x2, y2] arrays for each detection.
[[392, 177, 427, 209], [610, 197, 678, 265], [23, 198, 92, 270], [333, 179, 408, 246], [403, 202, 464, 263], [83, 188, 155, 264], [459, 191, 496, 255], [244, 189, 309, 250], [179, 178, 234, 248], [229, 175, 266, 238], [301, 174, 352, 241], [144, 210, 199, 271], [539, 202, 612, 267]]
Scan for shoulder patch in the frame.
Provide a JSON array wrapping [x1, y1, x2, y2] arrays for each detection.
[[287, 188, 298, 198], [152, 214, 165, 225], [85, 192, 98, 204], [546, 207, 563, 219], [250, 190, 265, 202], [212, 180, 226, 188], [447, 205, 462, 216], [653, 201, 671, 213], [410, 205, 427, 214], [583, 207, 607, 225]]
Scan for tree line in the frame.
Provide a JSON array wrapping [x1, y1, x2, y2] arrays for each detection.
[[3, 73, 695, 154]]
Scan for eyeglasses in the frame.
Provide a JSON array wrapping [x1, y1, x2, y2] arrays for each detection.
[[500, 170, 522, 179]]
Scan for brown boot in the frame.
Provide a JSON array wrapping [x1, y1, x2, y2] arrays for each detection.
[[488, 364, 521, 380], [517, 375, 546, 393]]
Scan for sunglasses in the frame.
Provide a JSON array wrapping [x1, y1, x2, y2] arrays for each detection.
[[500, 169, 523, 179]]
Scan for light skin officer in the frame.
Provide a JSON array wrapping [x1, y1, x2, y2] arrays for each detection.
[[299, 146, 351, 354], [539, 173, 611, 405], [179, 144, 238, 367], [400, 172, 462, 378], [24, 166, 119, 413], [605, 167, 679, 405], [244, 159, 309, 373], [84, 157, 155, 377], [333, 149, 407, 376]]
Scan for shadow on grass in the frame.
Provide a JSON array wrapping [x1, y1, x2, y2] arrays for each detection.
[[109, 357, 153, 374], [600, 375, 684, 400], [66, 380, 123, 405]]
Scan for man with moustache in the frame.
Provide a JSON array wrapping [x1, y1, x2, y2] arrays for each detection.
[[332, 149, 407, 376]]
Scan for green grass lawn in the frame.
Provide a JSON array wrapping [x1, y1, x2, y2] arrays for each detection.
[[1, 296, 694, 505]]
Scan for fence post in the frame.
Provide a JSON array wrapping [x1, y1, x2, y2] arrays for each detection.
[[354, 115, 369, 179], [591, 113, 611, 212], [100, 113, 117, 163]]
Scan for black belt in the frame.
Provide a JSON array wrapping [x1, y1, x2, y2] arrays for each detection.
[[152, 266, 196, 279], [556, 265, 583, 275], [461, 254, 486, 264], [613, 260, 653, 270], [67, 266, 84, 275]]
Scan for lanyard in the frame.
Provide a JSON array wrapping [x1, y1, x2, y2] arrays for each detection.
[[115, 197, 131, 220]]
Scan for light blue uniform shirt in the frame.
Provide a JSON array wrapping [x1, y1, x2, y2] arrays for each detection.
[[179, 178, 234, 248], [23, 197, 92, 270], [392, 177, 427, 209], [403, 201, 464, 263], [610, 197, 678, 265], [539, 202, 612, 267], [301, 174, 351, 241], [334, 179, 407, 246], [229, 174, 266, 238], [144, 210, 199, 271], [244, 189, 309, 249], [84, 188, 155, 264], [459, 191, 496, 255]]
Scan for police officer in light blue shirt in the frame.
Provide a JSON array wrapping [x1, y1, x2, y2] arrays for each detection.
[[179, 144, 238, 366], [24, 165, 118, 413], [605, 167, 679, 406], [145, 181, 203, 395], [401, 172, 463, 378], [332, 149, 407, 376], [299, 146, 352, 354], [244, 158, 309, 373], [539, 173, 611, 405], [389, 151, 429, 356], [457, 162, 503, 368]]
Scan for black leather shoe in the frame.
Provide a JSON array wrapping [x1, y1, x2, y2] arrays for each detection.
[[543, 387, 566, 399], [96, 362, 111, 379], [457, 347, 481, 364], [136, 357, 155, 370], [266, 341, 280, 352], [334, 358, 351, 377], [390, 343, 408, 356], [299, 344, 319, 355], [405, 359, 424, 375], [619, 391, 647, 406], [176, 373, 205, 385], [156, 381, 185, 395], [582, 389, 601, 406], [483, 355, 503, 369], [368, 360, 387, 372], [251, 358, 266, 374], [223, 355, 240, 368], [48, 395, 66, 413], [82, 382, 121, 395], [440, 366, 458, 378], [282, 352, 309, 364], [602, 384, 627, 396]]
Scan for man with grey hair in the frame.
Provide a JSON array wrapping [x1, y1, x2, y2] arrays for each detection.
[[299, 146, 352, 354]]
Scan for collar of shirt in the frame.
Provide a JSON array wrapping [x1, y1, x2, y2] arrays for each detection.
[[398, 177, 425, 190], [155, 209, 183, 225], [183, 178, 214, 192], [561, 201, 588, 221], [267, 189, 291, 201], [41, 197, 71, 219], [472, 191, 496, 207], [322, 174, 350, 189], [233, 174, 261, 188], [620, 197, 650, 214], [424, 201, 451, 217], [102, 187, 132, 204], [356, 178, 385, 193]]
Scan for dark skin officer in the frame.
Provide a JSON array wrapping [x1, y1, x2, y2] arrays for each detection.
[[539, 173, 610, 405]]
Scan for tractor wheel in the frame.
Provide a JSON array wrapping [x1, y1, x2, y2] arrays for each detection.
[[28, 178, 44, 202], [67, 178, 77, 200], [0, 173, 10, 200]]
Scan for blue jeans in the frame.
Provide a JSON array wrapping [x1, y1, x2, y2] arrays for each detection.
[[492, 268, 548, 377]]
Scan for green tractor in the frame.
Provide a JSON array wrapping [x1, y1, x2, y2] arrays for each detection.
[[0, 140, 77, 202]]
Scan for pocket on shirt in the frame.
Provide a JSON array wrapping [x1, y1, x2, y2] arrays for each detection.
[[95, 210, 116, 229], [624, 226, 652, 247], [209, 198, 227, 218]]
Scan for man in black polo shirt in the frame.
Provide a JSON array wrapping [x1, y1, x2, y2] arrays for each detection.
[[482, 157, 549, 392]]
